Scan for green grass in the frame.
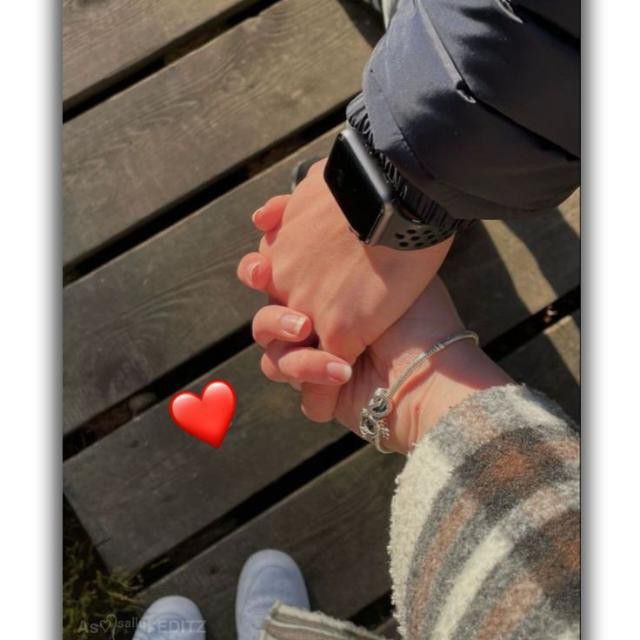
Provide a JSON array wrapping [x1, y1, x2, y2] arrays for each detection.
[[63, 500, 142, 640]]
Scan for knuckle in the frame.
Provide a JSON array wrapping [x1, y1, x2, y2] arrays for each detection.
[[322, 319, 352, 354], [300, 384, 337, 423], [308, 160, 325, 176], [260, 354, 278, 381], [289, 361, 306, 380], [300, 402, 327, 423], [322, 318, 365, 362], [265, 194, 288, 210], [282, 355, 303, 380]]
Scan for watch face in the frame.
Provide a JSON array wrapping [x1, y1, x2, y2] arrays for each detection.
[[325, 132, 386, 240]]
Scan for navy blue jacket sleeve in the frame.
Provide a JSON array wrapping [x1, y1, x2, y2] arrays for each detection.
[[347, 0, 580, 220]]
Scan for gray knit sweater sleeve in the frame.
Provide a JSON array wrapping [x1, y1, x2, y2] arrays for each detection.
[[389, 384, 580, 639]]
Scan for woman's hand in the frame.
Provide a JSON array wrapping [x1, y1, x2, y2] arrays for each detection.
[[236, 160, 453, 424], [250, 277, 511, 454]]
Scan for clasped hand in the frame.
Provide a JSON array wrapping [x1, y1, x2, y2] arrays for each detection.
[[237, 160, 482, 452]]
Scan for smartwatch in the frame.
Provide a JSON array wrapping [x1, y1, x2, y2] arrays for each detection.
[[324, 126, 471, 250]]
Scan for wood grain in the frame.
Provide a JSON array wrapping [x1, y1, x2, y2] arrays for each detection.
[[63, 0, 255, 107], [62, 1, 581, 628], [63, 0, 377, 265], [64, 190, 579, 577], [502, 311, 580, 422], [441, 190, 580, 338], [63, 178, 579, 434], [63, 127, 340, 434], [64, 345, 345, 570], [141, 447, 404, 640], [134, 311, 580, 637]]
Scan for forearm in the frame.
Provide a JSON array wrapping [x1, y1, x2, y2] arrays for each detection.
[[389, 384, 580, 639]]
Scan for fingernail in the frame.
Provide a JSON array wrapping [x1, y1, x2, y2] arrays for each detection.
[[251, 207, 264, 224], [326, 362, 352, 383], [248, 262, 261, 283], [280, 313, 306, 336]]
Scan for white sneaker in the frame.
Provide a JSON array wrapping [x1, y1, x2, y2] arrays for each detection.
[[235, 550, 310, 640], [132, 595, 205, 640]]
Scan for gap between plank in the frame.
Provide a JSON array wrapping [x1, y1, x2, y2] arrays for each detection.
[[63, 323, 253, 459], [63, 288, 580, 607], [135, 434, 365, 587], [483, 286, 580, 361], [63, 0, 281, 120], [127, 288, 580, 590], [351, 592, 393, 631], [63, 286, 580, 461], [63, 103, 349, 285]]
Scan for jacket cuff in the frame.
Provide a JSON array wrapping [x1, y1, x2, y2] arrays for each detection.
[[346, 92, 415, 193], [346, 93, 474, 233]]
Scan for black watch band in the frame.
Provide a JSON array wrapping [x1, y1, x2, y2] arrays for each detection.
[[346, 94, 475, 247], [374, 205, 455, 250]]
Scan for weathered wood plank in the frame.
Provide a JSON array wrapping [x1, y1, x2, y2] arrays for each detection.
[[63, 177, 579, 434], [502, 312, 580, 422], [63, 294, 581, 574], [63, 127, 340, 434], [442, 191, 580, 339], [63, 187, 579, 574], [63, 0, 378, 265], [137, 311, 580, 638], [64, 345, 344, 570], [142, 447, 404, 640], [63, 0, 255, 107]]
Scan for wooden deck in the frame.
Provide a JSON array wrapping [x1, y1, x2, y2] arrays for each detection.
[[63, 1, 580, 637]]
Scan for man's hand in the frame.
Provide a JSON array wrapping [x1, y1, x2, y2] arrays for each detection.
[[237, 159, 453, 422]]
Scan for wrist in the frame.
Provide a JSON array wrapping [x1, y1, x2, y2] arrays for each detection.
[[362, 232, 454, 274], [393, 340, 511, 453]]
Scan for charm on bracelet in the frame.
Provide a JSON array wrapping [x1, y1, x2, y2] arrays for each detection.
[[359, 387, 393, 454], [358, 330, 479, 455]]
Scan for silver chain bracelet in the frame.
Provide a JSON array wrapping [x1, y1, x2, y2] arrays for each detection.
[[359, 330, 479, 454]]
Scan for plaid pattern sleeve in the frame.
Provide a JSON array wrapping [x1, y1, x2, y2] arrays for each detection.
[[389, 384, 580, 640]]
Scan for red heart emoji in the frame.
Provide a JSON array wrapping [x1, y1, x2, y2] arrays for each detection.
[[169, 380, 237, 448]]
